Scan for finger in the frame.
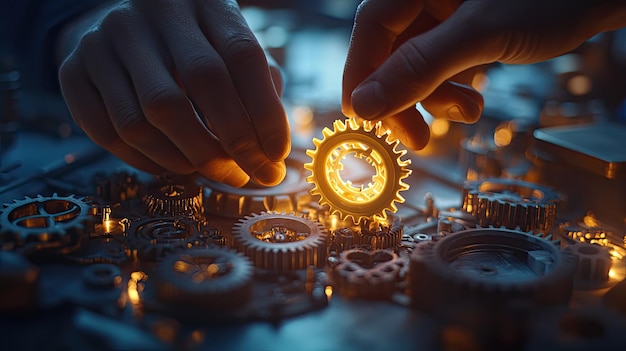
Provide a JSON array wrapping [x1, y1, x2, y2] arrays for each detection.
[[342, 0, 425, 117], [381, 107, 430, 150], [58, 55, 166, 174], [198, 0, 290, 162], [350, 2, 500, 120], [266, 53, 284, 97], [421, 81, 483, 123], [110, 6, 250, 187], [146, 1, 285, 186], [77, 24, 195, 174]]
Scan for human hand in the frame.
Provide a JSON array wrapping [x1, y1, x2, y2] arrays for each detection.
[[342, 0, 626, 149], [59, 0, 290, 187]]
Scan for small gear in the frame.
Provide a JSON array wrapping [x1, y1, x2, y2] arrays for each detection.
[[569, 242, 612, 289], [0, 194, 94, 253], [202, 152, 316, 218], [330, 248, 407, 300], [155, 247, 253, 310], [232, 212, 328, 270], [461, 178, 560, 232], [94, 171, 140, 203], [409, 227, 576, 317], [330, 220, 404, 253], [304, 118, 412, 224], [127, 217, 216, 262], [143, 178, 203, 220]]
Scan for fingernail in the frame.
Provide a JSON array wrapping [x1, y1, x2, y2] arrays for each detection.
[[254, 161, 286, 186], [447, 105, 466, 122], [351, 81, 387, 119], [264, 134, 289, 161]]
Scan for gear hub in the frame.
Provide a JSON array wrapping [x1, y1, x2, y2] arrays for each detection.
[[232, 212, 328, 270], [304, 118, 411, 224]]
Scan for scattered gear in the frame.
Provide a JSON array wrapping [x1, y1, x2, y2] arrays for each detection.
[[155, 247, 253, 310], [461, 178, 560, 231], [143, 178, 203, 220], [330, 219, 404, 253], [330, 248, 407, 300], [304, 118, 411, 224], [127, 217, 216, 262], [202, 152, 316, 218], [232, 212, 328, 270], [94, 171, 140, 203], [568, 242, 612, 289], [82, 263, 122, 289], [0, 194, 94, 254], [409, 227, 576, 317]]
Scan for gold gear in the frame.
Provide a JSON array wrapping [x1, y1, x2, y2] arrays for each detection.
[[304, 118, 411, 224]]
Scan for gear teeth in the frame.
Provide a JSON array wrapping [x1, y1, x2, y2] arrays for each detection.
[[304, 118, 411, 224]]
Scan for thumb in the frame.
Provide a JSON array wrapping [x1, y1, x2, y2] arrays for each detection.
[[351, 4, 497, 120]]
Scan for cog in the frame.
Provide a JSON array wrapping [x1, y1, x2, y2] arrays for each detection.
[[304, 118, 411, 224], [155, 247, 253, 310], [143, 178, 203, 220], [231, 212, 328, 270], [409, 226, 576, 317], [330, 248, 407, 300], [461, 178, 560, 232], [0, 194, 93, 253]]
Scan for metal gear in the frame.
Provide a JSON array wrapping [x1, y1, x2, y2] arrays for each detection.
[[143, 179, 203, 220], [569, 242, 612, 289], [155, 247, 253, 310], [304, 118, 412, 224], [0, 194, 94, 253], [330, 248, 407, 300], [461, 178, 560, 232], [202, 152, 316, 218], [409, 226, 576, 317], [231, 212, 328, 270], [330, 219, 404, 253]]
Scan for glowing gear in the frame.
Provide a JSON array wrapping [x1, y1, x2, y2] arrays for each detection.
[[304, 118, 411, 224]]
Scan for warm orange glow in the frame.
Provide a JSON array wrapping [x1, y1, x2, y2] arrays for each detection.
[[567, 74, 592, 96], [431, 119, 450, 137], [494, 126, 513, 147], [325, 285, 333, 300]]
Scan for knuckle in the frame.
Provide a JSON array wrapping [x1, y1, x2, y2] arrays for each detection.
[[221, 35, 264, 65], [182, 53, 228, 83], [99, 7, 134, 31], [223, 134, 258, 159], [110, 104, 145, 142], [140, 85, 186, 126], [397, 40, 432, 93]]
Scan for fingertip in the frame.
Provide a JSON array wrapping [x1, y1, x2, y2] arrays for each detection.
[[263, 133, 291, 162], [253, 161, 286, 187], [351, 80, 388, 120]]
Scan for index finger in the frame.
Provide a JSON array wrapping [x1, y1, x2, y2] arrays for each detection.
[[342, 0, 425, 117]]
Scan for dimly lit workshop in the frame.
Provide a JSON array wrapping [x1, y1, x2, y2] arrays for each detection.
[[1, 1, 626, 350]]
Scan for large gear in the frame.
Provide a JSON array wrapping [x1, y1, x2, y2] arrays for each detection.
[[0, 194, 94, 253], [304, 118, 411, 224], [409, 227, 576, 317], [461, 178, 560, 232], [155, 247, 253, 310], [231, 212, 328, 270], [202, 152, 316, 218]]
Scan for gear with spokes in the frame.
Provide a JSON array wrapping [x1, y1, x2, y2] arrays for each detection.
[[304, 118, 411, 224]]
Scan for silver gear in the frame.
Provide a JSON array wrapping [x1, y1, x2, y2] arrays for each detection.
[[201, 153, 315, 218], [461, 178, 560, 232], [155, 247, 253, 310], [0, 194, 94, 253], [231, 212, 328, 270], [330, 248, 407, 300], [409, 226, 576, 316], [569, 242, 612, 289]]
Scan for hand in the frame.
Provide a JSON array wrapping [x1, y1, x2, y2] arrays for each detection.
[[59, 0, 290, 187], [342, 0, 626, 149]]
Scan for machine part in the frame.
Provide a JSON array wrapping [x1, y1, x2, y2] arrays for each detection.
[[143, 179, 203, 220], [155, 247, 253, 310], [94, 171, 140, 203], [82, 263, 122, 289], [329, 222, 403, 254], [202, 152, 315, 218], [330, 248, 407, 300], [461, 178, 560, 232], [0, 194, 94, 254], [128, 217, 200, 262], [232, 212, 328, 270], [409, 227, 576, 317], [0, 251, 38, 313], [304, 118, 411, 224], [569, 242, 612, 289], [459, 136, 502, 180]]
